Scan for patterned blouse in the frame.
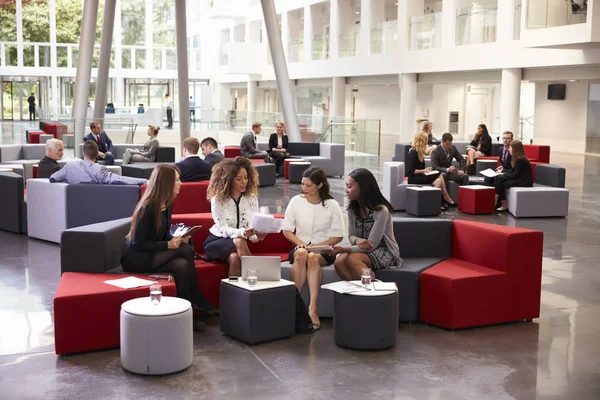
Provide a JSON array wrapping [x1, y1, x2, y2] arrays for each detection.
[[209, 193, 259, 240]]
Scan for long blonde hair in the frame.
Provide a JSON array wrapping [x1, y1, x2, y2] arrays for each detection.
[[275, 121, 287, 136], [411, 131, 428, 162], [126, 164, 180, 240], [207, 157, 259, 201], [510, 140, 526, 168]]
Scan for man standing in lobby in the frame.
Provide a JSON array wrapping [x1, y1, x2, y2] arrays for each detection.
[[240, 122, 269, 162], [27, 93, 36, 121], [430, 133, 469, 186], [84, 121, 115, 165], [165, 94, 173, 128]]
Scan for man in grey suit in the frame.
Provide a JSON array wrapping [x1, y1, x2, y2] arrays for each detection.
[[240, 122, 269, 162], [200, 137, 224, 166], [430, 133, 469, 186]]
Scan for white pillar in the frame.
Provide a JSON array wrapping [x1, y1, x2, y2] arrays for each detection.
[[330, 0, 340, 59], [359, 0, 371, 56], [500, 68, 522, 137], [261, 0, 301, 142], [399, 73, 417, 143], [16, 0, 23, 67], [72, 0, 99, 158], [247, 80, 258, 127], [49, 0, 58, 114], [93, 0, 116, 126], [497, 0, 516, 42], [304, 5, 313, 62], [145, 0, 153, 70], [441, 0, 457, 48], [332, 77, 346, 118], [175, 0, 191, 140]]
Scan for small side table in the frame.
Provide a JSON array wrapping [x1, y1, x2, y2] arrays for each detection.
[[284, 158, 305, 179], [220, 279, 296, 344], [406, 186, 442, 216], [458, 185, 496, 214], [334, 281, 399, 350], [288, 162, 311, 184], [120, 296, 193, 375]]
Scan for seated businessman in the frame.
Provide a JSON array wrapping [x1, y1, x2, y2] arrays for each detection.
[[175, 137, 212, 182], [84, 121, 115, 165], [484, 130, 513, 188], [430, 133, 469, 186]]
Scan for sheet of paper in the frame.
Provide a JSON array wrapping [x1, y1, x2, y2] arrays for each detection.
[[104, 276, 157, 289], [425, 170, 440, 176], [249, 212, 283, 233], [480, 168, 502, 178], [321, 281, 369, 294], [372, 282, 398, 291]]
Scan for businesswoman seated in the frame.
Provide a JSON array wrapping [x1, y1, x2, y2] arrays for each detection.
[[331, 168, 403, 281], [203, 157, 265, 277], [495, 140, 533, 212], [282, 167, 345, 330], [407, 131, 454, 209], [466, 123, 492, 172], [122, 125, 161, 164], [121, 164, 217, 317], [268, 121, 290, 173], [422, 121, 440, 155]]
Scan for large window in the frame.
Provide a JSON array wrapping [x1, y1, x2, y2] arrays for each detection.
[[56, 0, 82, 43], [22, 0, 50, 43], [122, 0, 145, 46], [153, 0, 176, 46], [0, 2, 17, 42]]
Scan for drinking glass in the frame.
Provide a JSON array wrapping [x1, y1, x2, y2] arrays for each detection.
[[361, 268, 372, 287], [247, 268, 258, 287], [150, 283, 162, 305]]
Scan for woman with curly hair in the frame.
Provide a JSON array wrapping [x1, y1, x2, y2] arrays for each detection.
[[407, 131, 454, 209], [203, 157, 265, 277]]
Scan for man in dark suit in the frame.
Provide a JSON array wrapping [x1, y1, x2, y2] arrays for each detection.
[[240, 122, 269, 162], [38, 138, 64, 178], [84, 121, 115, 165], [176, 137, 212, 182], [200, 137, 224, 166], [485, 131, 513, 187], [430, 133, 469, 186]]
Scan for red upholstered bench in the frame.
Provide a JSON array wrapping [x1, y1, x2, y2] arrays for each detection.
[[171, 212, 293, 308], [523, 144, 550, 164], [458, 185, 495, 214], [420, 220, 543, 329], [224, 146, 241, 158], [142, 181, 210, 214], [54, 272, 177, 355]]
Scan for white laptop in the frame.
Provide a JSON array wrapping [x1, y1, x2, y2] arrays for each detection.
[[241, 256, 281, 281]]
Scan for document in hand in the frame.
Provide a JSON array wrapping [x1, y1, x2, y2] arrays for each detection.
[[425, 170, 440, 176], [480, 168, 502, 178], [321, 281, 369, 294], [249, 212, 283, 233]]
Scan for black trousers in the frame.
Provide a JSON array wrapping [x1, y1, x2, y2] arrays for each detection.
[[166, 109, 173, 127], [271, 151, 287, 171], [495, 176, 528, 201], [150, 244, 214, 311], [29, 107, 35, 120], [442, 171, 469, 186], [189, 109, 195, 121]]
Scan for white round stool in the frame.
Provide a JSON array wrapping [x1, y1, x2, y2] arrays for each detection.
[[120, 296, 193, 375]]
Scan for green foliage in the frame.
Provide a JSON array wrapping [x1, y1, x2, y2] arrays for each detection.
[[121, 0, 145, 45], [56, 0, 82, 43], [0, 2, 17, 41]]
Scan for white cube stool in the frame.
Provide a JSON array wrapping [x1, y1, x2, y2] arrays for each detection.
[[120, 296, 193, 375]]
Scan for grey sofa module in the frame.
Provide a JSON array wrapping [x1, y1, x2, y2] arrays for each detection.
[[405, 186, 442, 216], [61, 218, 132, 274], [254, 162, 276, 186], [121, 162, 175, 179], [77, 144, 175, 165], [392, 143, 411, 163], [0, 172, 25, 233], [535, 164, 566, 188], [0, 144, 46, 181], [508, 187, 569, 218], [284, 142, 345, 177], [27, 179, 141, 243]]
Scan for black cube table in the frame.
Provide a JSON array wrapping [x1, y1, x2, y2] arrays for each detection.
[[220, 279, 295, 345]]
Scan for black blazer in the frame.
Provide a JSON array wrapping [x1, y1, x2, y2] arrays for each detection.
[[176, 156, 212, 182], [38, 156, 61, 178], [204, 149, 224, 166], [504, 157, 533, 187], [430, 145, 465, 172], [268, 133, 289, 155], [470, 134, 492, 156], [496, 146, 512, 171], [121, 204, 173, 271]]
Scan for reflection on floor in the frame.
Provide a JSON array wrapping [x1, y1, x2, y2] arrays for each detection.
[[1, 121, 600, 399]]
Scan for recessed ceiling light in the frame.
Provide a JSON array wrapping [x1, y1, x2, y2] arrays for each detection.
[[569, 79, 577, 82], [355, 11, 360, 14]]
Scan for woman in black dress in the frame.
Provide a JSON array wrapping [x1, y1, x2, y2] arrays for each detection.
[[466, 124, 492, 172], [268, 121, 290, 173], [407, 131, 455, 209], [495, 140, 533, 212], [121, 164, 217, 316]]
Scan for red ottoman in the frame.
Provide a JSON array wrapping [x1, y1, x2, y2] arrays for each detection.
[[43, 122, 66, 139], [224, 146, 241, 158], [284, 158, 305, 179], [54, 272, 177, 355], [142, 181, 210, 214], [523, 144, 550, 164], [458, 185, 495, 214], [29, 131, 42, 144], [32, 164, 38, 179]]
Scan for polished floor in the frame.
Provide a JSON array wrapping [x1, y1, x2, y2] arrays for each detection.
[[1, 122, 600, 399]]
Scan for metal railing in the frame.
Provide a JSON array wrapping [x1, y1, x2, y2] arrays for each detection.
[[409, 12, 443, 50]]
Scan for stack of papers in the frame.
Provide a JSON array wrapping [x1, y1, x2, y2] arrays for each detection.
[[249, 212, 283, 233], [425, 170, 440, 176], [372, 282, 398, 291], [321, 281, 369, 294], [104, 276, 157, 289], [480, 168, 502, 178]]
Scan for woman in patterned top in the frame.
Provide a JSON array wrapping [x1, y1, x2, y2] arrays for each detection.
[[331, 168, 402, 280], [203, 157, 265, 277]]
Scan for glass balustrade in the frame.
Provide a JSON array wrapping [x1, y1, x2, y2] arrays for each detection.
[[527, 0, 586, 30], [371, 20, 399, 54], [514, 0, 522, 39], [456, 4, 498, 46], [339, 26, 360, 58], [409, 12, 442, 50], [312, 35, 329, 60], [288, 39, 304, 63]]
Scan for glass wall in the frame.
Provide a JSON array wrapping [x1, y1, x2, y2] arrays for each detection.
[[122, 0, 145, 46], [527, 0, 587, 30], [409, 13, 442, 50], [456, 2, 498, 45], [153, 0, 176, 47]]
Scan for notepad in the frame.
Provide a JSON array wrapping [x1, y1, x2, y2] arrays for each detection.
[[372, 282, 398, 291], [480, 168, 502, 178], [104, 276, 157, 289], [425, 170, 440, 176]]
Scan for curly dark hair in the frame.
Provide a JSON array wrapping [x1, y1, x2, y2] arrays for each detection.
[[207, 156, 259, 201]]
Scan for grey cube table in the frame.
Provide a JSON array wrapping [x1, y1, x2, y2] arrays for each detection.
[[405, 186, 442, 217], [220, 279, 296, 345], [289, 162, 311, 184], [334, 282, 399, 350]]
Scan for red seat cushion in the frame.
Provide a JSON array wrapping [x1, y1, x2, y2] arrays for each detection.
[[142, 181, 210, 214], [29, 131, 42, 144], [32, 164, 39, 179], [224, 146, 241, 158], [523, 145, 550, 164], [250, 159, 265, 164], [53, 272, 177, 355], [458, 186, 495, 215]]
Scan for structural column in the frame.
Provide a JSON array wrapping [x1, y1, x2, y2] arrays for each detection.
[[332, 77, 346, 118], [72, 0, 99, 158], [261, 0, 301, 142], [175, 0, 191, 140], [441, 0, 457, 48], [399, 73, 417, 143], [247, 80, 258, 125], [93, 0, 116, 127], [500, 68, 522, 137], [49, 0, 59, 114], [304, 5, 313, 62]]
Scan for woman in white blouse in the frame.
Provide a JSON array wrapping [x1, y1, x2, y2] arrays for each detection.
[[283, 167, 345, 330], [203, 157, 265, 277]]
